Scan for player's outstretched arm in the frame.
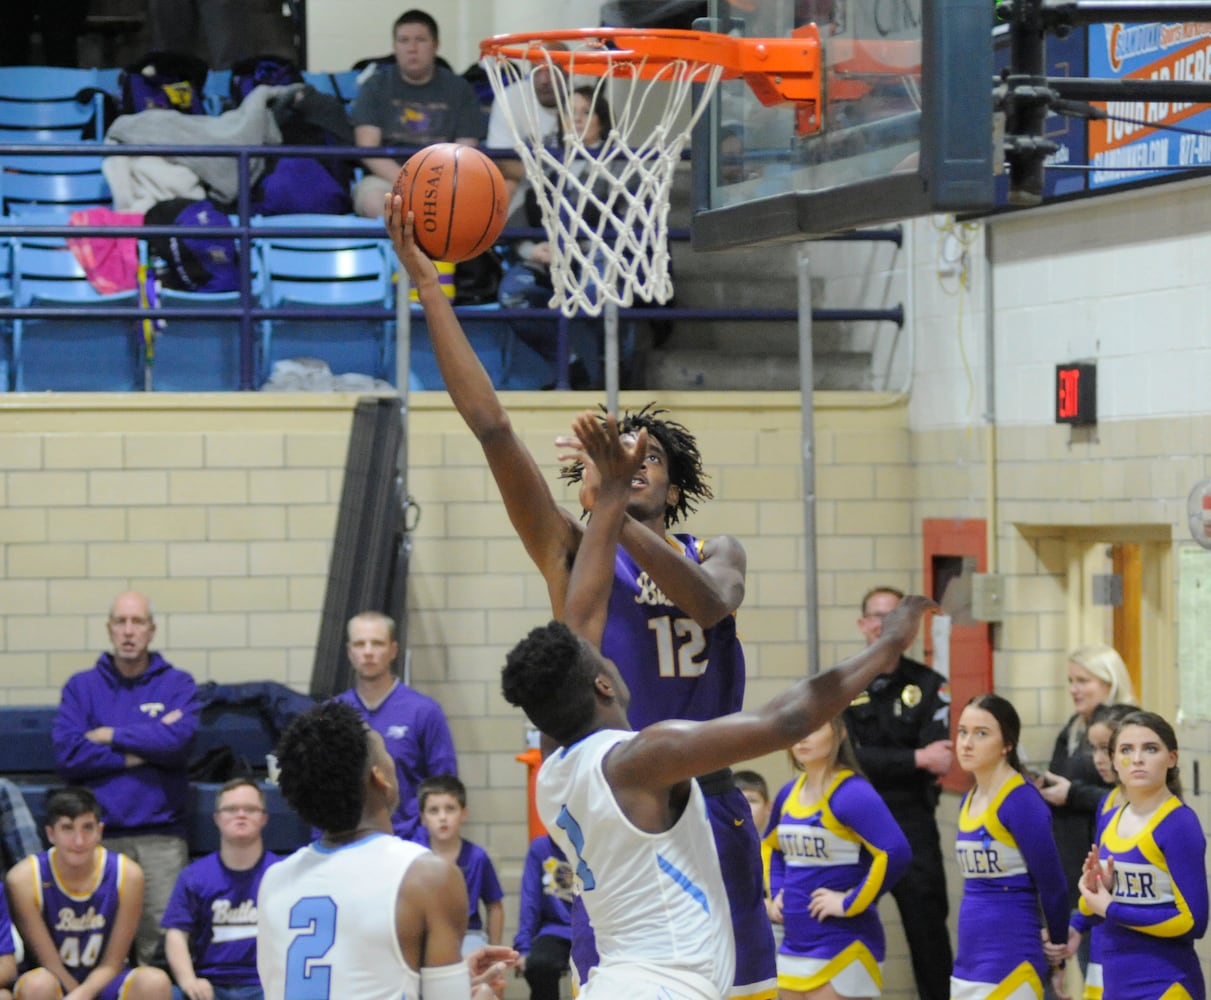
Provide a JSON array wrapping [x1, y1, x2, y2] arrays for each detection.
[[386, 199, 580, 597], [610, 596, 936, 792], [562, 412, 646, 649]]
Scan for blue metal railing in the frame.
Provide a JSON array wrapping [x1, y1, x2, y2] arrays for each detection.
[[0, 142, 904, 391]]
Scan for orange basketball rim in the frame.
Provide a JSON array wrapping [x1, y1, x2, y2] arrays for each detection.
[[481, 26, 824, 116]]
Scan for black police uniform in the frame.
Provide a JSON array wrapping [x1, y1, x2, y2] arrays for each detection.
[[843, 654, 952, 1000]]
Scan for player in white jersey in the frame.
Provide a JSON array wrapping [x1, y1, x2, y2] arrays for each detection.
[[256, 701, 515, 1000], [501, 411, 934, 1000]]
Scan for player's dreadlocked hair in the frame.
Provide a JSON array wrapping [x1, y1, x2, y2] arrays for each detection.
[[502, 620, 600, 743], [558, 403, 712, 527], [275, 701, 370, 834]]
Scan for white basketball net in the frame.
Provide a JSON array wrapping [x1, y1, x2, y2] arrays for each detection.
[[483, 37, 725, 317]]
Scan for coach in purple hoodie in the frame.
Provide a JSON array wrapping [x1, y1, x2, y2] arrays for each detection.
[[53, 590, 200, 966]]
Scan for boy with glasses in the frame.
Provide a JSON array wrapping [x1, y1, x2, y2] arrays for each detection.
[[162, 779, 281, 1000]]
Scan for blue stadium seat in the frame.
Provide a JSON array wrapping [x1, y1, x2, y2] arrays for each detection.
[[1, 155, 111, 215], [148, 289, 246, 391], [255, 214, 394, 383], [11, 210, 139, 391], [0, 68, 105, 143], [203, 68, 232, 116], [407, 304, 554, 390]]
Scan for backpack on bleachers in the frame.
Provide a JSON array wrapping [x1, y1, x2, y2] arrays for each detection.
[[228, 59, 355, 216], [229, 54, 304, 108], [119, 51, 209, 115], [145, 198, 240, 293]]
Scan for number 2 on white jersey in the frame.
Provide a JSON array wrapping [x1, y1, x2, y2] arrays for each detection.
[[648, 616, 707, 677], [285, 896, 337, 999]]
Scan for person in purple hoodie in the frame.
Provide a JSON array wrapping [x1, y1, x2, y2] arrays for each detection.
[[53, 590, 200, 966]]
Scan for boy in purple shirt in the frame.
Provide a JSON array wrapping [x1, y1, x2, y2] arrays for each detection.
[[412, 775, 504, 956], [162, 778, 281, 1000], [333, 611, 458, 841], [513, 835, 573, 1000], [53, 591, 201, 966]]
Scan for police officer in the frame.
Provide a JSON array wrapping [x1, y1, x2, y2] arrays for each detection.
[[843, 586, 953, 1000]]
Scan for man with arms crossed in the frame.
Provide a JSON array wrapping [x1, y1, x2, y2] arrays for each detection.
[[390, 199, 775, 1000], [501, 410, 932, 999]]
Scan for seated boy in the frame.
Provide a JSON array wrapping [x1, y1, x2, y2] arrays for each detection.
[[5, 786, 172, 1000], [162, 778, 282, 1000], [513, 834, 573, 1000], [412, 775, 504, 957], [0, 882, 14, 1000]]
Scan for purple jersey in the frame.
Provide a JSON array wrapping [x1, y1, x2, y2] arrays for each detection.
[[334, 681, 458, 840], [0, 884, 12, 957], [601, 534, 745, 729], [161, 849, 281, 986], [410, 832, 503, 931], [28, 847, 127, 980]]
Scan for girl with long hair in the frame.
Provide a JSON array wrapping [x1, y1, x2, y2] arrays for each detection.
[[765, 718, 909, 1000], [952, 694, 1069, 1000], [1077, 711, 1207, 1000]]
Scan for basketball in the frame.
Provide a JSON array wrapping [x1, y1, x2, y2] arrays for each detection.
[[393, 143, 508, 263]]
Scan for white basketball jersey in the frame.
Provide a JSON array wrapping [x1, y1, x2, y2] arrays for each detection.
[[256, 832, 428, 1000], [537, 728, 735, 997]]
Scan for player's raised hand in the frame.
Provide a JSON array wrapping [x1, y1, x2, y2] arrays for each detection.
[[877, 594, 936, 653], [554, 428, 600, 512], [572, 411, 646, 497], [383, 195, 438, 287]]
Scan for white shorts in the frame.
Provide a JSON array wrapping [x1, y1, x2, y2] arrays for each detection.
[[582, 963, 725, 1000]]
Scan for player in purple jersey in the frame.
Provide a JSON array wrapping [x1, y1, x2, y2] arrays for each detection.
[[0, 881, 14, 1000], [162, 778, 281, 1000], [5, 786, 172, 1000], [334, 611, 458, 841], [500, 411, 935, 1000], [390, 203, 775, 1000]]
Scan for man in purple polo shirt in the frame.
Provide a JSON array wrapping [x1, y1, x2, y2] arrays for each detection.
[[163, 778, 280, 1000], [333, 611, 458, 840], [53, 590, 200, 966]]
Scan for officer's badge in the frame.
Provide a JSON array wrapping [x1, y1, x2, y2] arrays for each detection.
[[901, 684, 922, 708], [849, 692, 871, 707]]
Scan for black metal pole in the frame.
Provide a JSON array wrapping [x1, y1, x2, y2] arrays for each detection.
[[1050, 78, 1211, 103], [1006, 0, 1051, 205]]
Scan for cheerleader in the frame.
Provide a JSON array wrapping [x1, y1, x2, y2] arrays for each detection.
[[1078, 711, 1207, 1000], [952, 694, 1069, 1000], [1051, 702, 1138, 996], [765, 718, 909, 1000]]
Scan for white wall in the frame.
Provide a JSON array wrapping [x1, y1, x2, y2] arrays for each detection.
[[908, 177, 1211, 431], [307, 0, 603, 73]]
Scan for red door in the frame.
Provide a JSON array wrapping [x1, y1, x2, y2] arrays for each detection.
[[922, 519, 993, 793]]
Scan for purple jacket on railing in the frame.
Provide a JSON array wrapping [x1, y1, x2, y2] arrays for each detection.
[[53, 652, 199, 837]]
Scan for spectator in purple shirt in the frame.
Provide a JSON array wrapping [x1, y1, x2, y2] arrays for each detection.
[[163, 778, 281, 1000], [513, 834, 573, 1000], [53, 591, 200, 966], [333, 611, 458, 840]]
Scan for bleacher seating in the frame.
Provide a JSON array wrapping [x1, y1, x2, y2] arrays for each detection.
[[0, 703, 309, 856], [0, 70, 600, 393]]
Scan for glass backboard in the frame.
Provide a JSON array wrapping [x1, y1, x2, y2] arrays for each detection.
[[692, 0, 996, 250]]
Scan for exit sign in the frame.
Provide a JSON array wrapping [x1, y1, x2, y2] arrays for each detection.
[[1055, 362, 1096, 425]]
